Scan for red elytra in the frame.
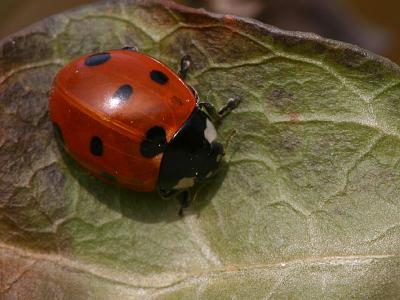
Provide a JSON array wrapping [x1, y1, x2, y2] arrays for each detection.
[[50, 49, 197, 192]]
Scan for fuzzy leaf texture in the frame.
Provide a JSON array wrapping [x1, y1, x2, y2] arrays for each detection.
[[1, 0, 400, 299]]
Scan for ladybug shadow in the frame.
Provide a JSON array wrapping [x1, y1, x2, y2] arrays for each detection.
[[61, 148, 224, 223], [189, 163, 230, 215]]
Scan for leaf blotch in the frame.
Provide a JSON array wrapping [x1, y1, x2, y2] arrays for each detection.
[[1, 34, 54, 71], [270, 88, 295, 108]]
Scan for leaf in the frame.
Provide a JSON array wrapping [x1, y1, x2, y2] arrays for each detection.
[[1, 0, 400, 299]]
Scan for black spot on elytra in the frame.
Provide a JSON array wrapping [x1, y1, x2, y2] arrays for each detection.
[[100, 172, 116, 182], [150, 70, 169, 85], [52, 123, 64, 145], [140, 126, 167, 158], [85, 52, 111, 66], [113, 84, 133, 102], [90, 136, 103, 156]]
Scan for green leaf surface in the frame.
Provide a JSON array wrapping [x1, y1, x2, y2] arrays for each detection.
[[1, 0, 400, 299]]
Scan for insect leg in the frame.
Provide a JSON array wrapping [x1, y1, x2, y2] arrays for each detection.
[[199, 96, 241, 123], [121, 46, 139, 51], [178, 55, 192, 80], [218, 96, 241, 119], [178, 190, 190, 217]]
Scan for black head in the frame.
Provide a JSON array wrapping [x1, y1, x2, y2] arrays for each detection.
[[157, 106, 223, 196]]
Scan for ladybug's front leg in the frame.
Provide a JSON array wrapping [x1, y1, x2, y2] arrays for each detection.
[[178, 55, 191, 80], [158, 188, 190, 217], [199, 96, 241, 124], [178, 190, 190, 217]]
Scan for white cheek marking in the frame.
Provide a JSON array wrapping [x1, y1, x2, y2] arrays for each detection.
[[174, 177, 195, 189], [204, 119, 217, 143]]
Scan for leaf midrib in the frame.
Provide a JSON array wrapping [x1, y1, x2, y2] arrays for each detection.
[[1, 242, 397, 291]]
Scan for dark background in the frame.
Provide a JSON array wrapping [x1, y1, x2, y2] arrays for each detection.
[[1, 0, 399, 63]]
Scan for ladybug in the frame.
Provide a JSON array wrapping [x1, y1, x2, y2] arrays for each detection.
[[49, 47, 240, 210]]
